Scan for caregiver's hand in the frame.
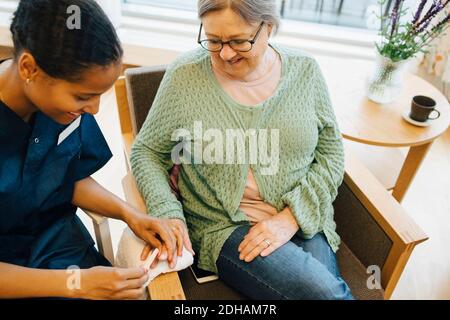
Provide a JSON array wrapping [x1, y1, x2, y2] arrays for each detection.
[[141, 219, 195, 270], [125, 209, 177, 267], [238, 208, 299, 263], [77, 266, 149, 300], [168, 218, 195, 258]]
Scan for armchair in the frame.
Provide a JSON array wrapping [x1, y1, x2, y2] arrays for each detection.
[[92, 65, 428, 300]]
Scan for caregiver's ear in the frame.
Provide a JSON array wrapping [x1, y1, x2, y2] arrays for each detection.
[[18, 52, 40, 82]]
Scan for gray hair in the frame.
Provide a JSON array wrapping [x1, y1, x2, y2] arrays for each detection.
[[198, 0, 280, 33]]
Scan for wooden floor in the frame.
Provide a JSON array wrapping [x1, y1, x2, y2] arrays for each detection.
[[390, 126, 450, 300], [80, 84, 450, 300]]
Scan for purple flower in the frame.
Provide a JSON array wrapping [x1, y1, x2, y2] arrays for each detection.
[[419, 0, 443, 26], [414, 0, 449, 32], [417, 16, 433, 33], [379, 0, 449, 61], [412, 0, 428, 25], [390, 0, 404, 38]]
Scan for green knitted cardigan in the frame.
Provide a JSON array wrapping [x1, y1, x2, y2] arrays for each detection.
[[130, 44, 345, 273]]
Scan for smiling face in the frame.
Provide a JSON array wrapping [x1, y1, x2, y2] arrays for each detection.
[[201, 8, 272, 80], [20, 53, 122, 125]]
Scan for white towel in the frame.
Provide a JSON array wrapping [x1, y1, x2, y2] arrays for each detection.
[[114, 227, 194, 286]]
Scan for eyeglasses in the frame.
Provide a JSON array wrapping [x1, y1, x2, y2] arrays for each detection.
[[197, 22, 265, 53]]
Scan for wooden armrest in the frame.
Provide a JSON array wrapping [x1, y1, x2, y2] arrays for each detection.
[[343, 148, 428, 299], [148, 272, 186, 300], [122, 132, 134, 171], [121, 173, 186, 300]]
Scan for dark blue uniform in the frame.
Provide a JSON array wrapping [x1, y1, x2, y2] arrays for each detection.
[[0, 101, 112, 269]]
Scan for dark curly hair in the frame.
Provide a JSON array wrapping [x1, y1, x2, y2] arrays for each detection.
[[10, 0, 123, 82]]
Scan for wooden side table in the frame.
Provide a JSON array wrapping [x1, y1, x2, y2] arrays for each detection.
[[318, 57, 450, 202]]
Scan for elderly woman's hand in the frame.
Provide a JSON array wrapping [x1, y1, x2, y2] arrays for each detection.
[[168, 218, 195, 256], [238, 208, 299, 262]]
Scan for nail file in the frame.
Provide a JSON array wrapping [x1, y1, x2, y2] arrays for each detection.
[[142, 248, 159, 270]]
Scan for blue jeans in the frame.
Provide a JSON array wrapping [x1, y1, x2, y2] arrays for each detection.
[[217, 225, 354, 300]]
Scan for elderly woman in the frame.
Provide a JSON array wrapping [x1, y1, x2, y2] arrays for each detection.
[[131, 0, 354, 300]]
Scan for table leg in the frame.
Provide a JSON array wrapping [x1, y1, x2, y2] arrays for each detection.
[[392, 142, 433, 202]]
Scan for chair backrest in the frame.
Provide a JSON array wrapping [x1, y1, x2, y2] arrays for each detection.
[[124, 65, 167, 136], [0, 46, 13, 61]]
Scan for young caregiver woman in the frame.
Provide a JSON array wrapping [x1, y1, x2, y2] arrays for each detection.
[[0, 0, 180, 299]]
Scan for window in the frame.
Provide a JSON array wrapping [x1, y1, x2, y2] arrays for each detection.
[[124, 0, 197, 12], [123, 0, 410, 30], [280, 0, 383, 29]]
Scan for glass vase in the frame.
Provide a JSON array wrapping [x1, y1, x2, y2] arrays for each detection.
[[367, 52, 411, 104]]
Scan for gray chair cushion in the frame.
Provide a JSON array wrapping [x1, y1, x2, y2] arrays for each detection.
[[334, 183, 392, 273], [337, 242, 384, 300]]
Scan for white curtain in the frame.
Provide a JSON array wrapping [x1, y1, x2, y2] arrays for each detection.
[[420, 33, 450, 99], [417, 10, 450, 100]]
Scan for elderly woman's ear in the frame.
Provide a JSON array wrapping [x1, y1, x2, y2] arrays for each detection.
[[267, 24, 274, 37]]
